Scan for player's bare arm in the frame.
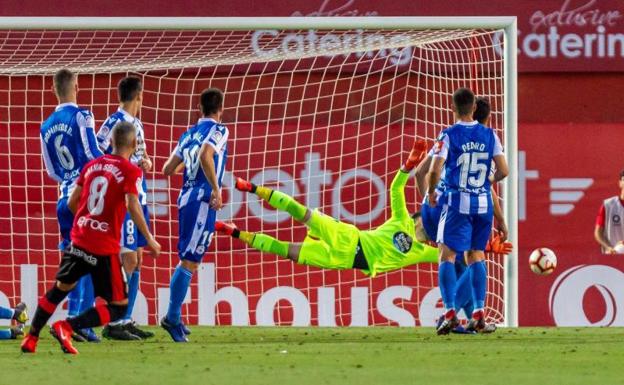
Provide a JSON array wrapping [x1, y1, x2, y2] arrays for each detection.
[[491, 154, 509, 183], [427, 156, 445, 207], [594, 225, 615, 253], [162, 152, 184, 176], [126, 193, 161, 257], [67, 185, 83, 215], [199, 143, 222, 210]]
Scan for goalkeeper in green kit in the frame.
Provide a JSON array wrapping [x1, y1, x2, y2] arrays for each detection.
[[215, 139, 438, 276]]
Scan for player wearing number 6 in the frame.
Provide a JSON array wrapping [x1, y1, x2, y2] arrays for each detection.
[[161, 88, 228, 342], [40, 69, 104, 342], [22, 122, 161, 354], [428, 88, 508, 334]]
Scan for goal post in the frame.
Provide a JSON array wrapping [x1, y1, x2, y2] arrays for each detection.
[[0, 16, 518, 327]]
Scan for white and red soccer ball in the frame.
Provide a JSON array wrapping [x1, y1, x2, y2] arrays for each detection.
[[529, 248, 557, 276]]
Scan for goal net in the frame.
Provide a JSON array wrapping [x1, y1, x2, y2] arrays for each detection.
[[0, 19, 514, 327]]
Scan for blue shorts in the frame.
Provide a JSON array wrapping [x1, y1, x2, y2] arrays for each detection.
[[56, 198, 74, 250], [121, 204, 151, 253], [436, 204, 492, 253], [178, 201, 216, 262], [421, 201, 442, 242]]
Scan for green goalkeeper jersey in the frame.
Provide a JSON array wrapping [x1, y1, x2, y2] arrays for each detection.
[[358, 170, 438, 277]]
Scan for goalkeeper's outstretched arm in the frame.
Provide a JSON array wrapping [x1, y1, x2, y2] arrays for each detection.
[[390, 140, 427, 219]]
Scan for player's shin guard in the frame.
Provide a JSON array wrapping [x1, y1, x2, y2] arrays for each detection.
[[67, 304, 128, 330], [124, 270, 140, 322], [29, 285, 69, 337], [469, 261, 487, 311], [166, 265, 193, 325], [250, 233, 290, 258], [438, 261, 457, 313]]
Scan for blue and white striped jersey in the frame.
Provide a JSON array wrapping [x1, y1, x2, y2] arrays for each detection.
[[174, 118, 228, 209], [433, 121, 503, 215], [40, 102, 103, 200], [96, 107, 148, 205]]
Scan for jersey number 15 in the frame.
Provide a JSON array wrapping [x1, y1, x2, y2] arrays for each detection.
[[457, 152, 489, 189]]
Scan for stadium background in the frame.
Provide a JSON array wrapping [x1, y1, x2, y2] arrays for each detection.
[[1, 0, 623, 326]]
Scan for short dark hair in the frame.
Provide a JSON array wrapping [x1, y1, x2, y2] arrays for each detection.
[[200, 88, 224, 116], [112, 121, 136, 150], [452, 87, 475, 116], [53, 69, 76, 98], [620, 169, 624, 179], [473, 97, 491, 124], [118, 76, 142, 103]]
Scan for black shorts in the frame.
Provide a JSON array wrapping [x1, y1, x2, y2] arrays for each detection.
[[56, 244, 127, 303]]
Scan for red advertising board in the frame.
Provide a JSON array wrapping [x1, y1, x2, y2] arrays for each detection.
[[519, 123, 624, 326], [1, 0, 623, 72]]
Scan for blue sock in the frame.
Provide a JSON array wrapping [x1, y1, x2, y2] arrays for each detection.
[[0, 329, 12, 339], [78, 275, 95, 314], [166, 265, 193, 325], [67, 278, 85, 317], [454, 269, 472, 316], [0, 306, 13, 320], [438, 261, 457, 310], [125, 270, 140, 321], [469, 261, 487, 310]]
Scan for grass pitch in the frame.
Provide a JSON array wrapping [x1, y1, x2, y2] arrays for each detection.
[[0, 327, 622, 385]]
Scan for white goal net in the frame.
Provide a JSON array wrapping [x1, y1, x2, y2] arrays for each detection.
[[0, 20, 513, 326]]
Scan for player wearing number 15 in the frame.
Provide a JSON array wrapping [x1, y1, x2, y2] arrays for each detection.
[[21, 122, 161, 354], [428, 88, 508, 334], [161, 88, 228, 342]]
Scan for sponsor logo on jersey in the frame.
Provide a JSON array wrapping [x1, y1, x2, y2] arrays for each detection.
[[392, 232, 412, 253], [212, 130, 223, 144], [613, 215, 621, 225], [77, 216, 110, 232]]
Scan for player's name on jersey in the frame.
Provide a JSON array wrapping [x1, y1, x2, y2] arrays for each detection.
[[42, 123, 72, 143], [84, 162, 125, 183], [461, 141, 487, 152]]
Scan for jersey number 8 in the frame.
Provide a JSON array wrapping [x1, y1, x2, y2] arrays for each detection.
[[88, 176, 109, 215]]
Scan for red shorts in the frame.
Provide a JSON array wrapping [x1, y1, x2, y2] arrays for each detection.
[[56, 244, 127, 302]]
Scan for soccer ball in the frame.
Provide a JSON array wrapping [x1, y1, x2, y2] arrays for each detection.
[[529, 248, 557, 275]]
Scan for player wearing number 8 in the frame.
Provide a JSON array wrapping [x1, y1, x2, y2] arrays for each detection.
[[22, 122, 161, 354], [428, 88, 508, 334], [161, 88, 228, 342]]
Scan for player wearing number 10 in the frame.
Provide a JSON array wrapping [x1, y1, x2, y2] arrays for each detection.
[[40, 69, 103, 342], [161, 88, 229, 342], [428, 88, 509, 334]]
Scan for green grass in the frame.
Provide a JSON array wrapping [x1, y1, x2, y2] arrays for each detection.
[[0, 327, 622, 385]]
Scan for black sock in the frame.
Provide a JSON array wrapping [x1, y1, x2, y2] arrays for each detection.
[[67, 304, 128, 330], [29, 285, 69, 337], [250, 183, 257, 193]]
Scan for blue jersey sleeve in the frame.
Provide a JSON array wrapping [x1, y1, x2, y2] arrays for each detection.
[[96, 116, 116, 154], [203, 124, 229, 153], [77, 110, 103, 160]]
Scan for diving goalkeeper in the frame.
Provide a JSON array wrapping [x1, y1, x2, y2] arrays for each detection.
[[215, 140, 437, 275]]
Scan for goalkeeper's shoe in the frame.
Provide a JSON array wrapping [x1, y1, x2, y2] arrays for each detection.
[[436, 309, 459, 336], [235, 177, 255, 193], [215, 221, 238, 237], [466, 309, 486, 333], [160, 317, 188, 343], [102, 324, 141, 341], [50, 320, 79, 354], [12, 302, 28, 324], [20, 334, 38, 353], [74, 328, 101, 343], [124, 321, 155, 339], [10, 325, 24, 339]]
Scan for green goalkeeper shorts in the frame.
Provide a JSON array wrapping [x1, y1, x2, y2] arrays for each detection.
[[297, 209, 360, 270]]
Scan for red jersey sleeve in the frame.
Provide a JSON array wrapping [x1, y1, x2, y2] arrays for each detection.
[[124, 165, 141, 195], [596, 204, 606, 227]]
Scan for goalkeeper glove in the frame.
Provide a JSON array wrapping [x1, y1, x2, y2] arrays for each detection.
[[404, 139, 428, 171], [486, 231, 513, 255]]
